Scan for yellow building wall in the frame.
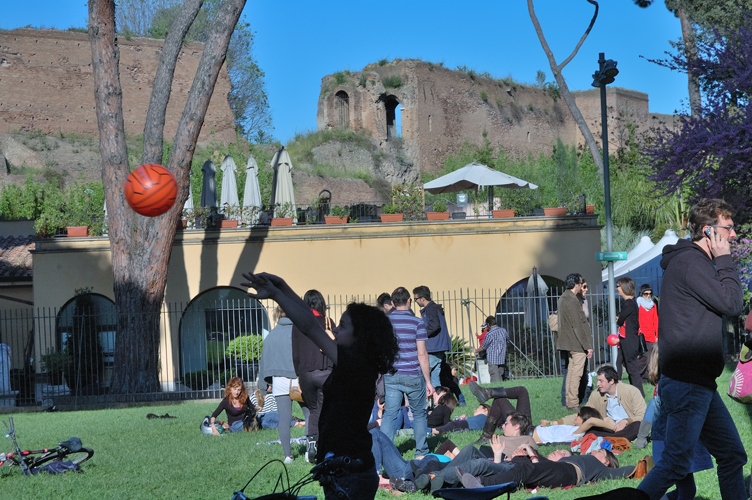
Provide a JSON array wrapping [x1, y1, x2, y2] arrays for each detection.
[[32, 216, 601, 386]]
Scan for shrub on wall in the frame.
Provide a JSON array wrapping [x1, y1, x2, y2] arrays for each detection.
[[225, 335, 263, 362]]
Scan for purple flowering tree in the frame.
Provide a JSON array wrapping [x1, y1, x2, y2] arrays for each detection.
[[731, 224, 752, 309], [644, 16, 752, 221]]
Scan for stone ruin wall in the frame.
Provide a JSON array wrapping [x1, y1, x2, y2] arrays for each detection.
[[0, 29, 236, 145], [317, 60, 672, 175]]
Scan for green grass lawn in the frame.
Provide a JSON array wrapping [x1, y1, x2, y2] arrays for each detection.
[[1, 369, 750, 499]]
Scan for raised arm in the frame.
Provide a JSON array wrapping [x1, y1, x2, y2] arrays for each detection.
[[243, 273, 337, 364]]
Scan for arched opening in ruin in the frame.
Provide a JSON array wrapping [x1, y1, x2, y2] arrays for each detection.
[[384, 95, 402, 139], [335, 91, 350, 129]]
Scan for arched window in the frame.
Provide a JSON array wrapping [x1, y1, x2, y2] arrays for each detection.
[[56, 293, 116, 393], [496, 275, 565, 334], [335, 91, 349, 129], [179, 287, 270, 391]]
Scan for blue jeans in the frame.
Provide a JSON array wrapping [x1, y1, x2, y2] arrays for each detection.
[[370, 428, 412, 480], [638, 375, 747, 500], [428, 354, 443, 388], [381, 373, 429, 457], [228, 420, 244, 433]]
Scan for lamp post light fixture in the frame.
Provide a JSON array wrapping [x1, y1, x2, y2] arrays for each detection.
[[591, 52, 620, 368]]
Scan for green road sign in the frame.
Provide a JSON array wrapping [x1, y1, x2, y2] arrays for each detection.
[[596, 251, 628, 262]]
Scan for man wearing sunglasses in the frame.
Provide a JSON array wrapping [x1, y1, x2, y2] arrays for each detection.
[[638, 199, 746, 500]]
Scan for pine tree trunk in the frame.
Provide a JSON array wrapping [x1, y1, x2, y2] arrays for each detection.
[[677, 5, 701, 117], [89, 0, 246, 394]]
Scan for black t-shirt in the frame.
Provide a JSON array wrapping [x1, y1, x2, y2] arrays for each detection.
[[316, 345, 377, 469], [427, 404, 452, 428], [211, 397, 249, 425]]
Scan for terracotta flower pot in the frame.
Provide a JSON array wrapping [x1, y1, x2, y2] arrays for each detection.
[[586, 205, 595, 214], [270, 217, 293, 227], [492, 209, 515, 218], [67, 226, 89, 237], [543, 207, 567, 216], [219, 219, 239, 228], [426, 212, 450, 220], [325, 216, 349, 224], [177, 218, 188, 230], [380, 213, 404, 222]]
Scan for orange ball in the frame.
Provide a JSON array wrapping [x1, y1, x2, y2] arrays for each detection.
[[125, 164, 178, 217]]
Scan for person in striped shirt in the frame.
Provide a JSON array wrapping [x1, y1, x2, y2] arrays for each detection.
[[380, 286, 435, 458]]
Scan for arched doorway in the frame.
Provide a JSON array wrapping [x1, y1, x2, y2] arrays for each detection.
[[384, 95, 401, 139], [178, 287, 270, 391], [56, 293, 117, 393], [335, 91, 349, 129]]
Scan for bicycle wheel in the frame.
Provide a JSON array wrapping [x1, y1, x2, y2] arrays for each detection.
[[32, 447, 94, 468]]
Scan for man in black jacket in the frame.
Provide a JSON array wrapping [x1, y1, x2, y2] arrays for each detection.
[[413, 286, 451, 389], [638, 199, 747, 500]]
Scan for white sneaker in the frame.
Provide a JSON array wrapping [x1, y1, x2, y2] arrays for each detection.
[[284, 456, 294, 464]]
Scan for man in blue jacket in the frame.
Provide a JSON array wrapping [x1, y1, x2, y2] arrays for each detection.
[[413, 285, 451, 389], [638, 199, 747, 500]]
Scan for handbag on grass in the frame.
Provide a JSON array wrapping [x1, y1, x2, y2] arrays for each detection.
[[289, 379, 304, 403], [728, 340, 752, 404]]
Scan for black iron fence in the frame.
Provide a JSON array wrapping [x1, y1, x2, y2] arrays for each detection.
[[0, 289, 746, 409]]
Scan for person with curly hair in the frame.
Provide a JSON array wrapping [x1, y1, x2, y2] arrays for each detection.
[[243, 272, 400, 500], [209, 377, 251, 435]]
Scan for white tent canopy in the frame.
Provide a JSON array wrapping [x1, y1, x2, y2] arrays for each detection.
[[424, 161, 538, 194], [612, 235, 655, 275], [601, 229, 680, 282]]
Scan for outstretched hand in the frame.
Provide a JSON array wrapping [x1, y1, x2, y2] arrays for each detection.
[[241, 272, 279, 300], [490, 434, 505, 455]]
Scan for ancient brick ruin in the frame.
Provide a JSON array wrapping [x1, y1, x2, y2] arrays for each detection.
[[317, 59, 673, 174], [0, 29, 235, 145]]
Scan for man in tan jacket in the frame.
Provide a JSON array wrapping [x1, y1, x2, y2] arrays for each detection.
[[556, 273, 593, 409]]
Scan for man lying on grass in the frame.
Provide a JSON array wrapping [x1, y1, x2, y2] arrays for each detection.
[[535, 406, 615, 444], [457, 443, 635, 490]]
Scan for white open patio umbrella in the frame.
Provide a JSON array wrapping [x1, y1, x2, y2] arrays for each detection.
[[424, 161, 538, 194], [243, 156, 262, 226], [219, 155, 239, 218], [270, 148, 296, 222]]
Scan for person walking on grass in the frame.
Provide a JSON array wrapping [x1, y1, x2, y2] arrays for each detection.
[[638, 199, 747, 500], [413, 285, 451, 389], [556, 273, 593, 410], [472, 315, 509, 383]]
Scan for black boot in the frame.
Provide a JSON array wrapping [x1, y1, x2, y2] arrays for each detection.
[[473, 415, 498, 445], [468, 381, 507, 404]]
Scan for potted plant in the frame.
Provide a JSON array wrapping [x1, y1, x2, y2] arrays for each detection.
[[541, 195, 567, 216], [219, 203, 240, 228], [271, 202, 295, 226], [41, 351, 71, 386], [325, 205, 349, 224], [492, 199, 515, 218], [65, 187, 103, 237], [427, 199, 450, 220], [380, 203, 404, 222], [586, 204, 596, 214]]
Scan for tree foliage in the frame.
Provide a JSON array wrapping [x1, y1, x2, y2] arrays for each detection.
[[117, 0, 273, 141], [644, 15, 752, 221]]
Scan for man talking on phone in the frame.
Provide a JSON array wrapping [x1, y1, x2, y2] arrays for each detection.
[[638, 199, 746, 499]]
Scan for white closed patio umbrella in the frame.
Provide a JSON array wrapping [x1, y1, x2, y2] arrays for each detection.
[[243, 156, 262, 226], [270, 147, 296, 222], [219, 155, 239, 218]]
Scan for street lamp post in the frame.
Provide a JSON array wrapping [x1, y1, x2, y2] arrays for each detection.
[[591, 52, 619, 367]]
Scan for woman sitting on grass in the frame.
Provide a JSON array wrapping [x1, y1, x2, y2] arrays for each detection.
[[243, 272, 399, 500], [209, 377, 251, 435]]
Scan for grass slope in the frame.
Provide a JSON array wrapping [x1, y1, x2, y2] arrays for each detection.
[[1, 369, 750, 499]]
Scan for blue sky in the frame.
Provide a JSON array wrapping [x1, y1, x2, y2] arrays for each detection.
[[3, 1, 687, 144]]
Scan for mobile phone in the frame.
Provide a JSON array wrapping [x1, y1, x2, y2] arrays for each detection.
[[704, 227, 712, 238]]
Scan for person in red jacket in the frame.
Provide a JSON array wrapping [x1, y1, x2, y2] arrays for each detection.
[[637, 284, 658, 382]]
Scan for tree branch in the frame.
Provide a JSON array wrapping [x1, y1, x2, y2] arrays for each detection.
[[558, 0, 599, 70], [142, 0, 205, 165], [527, 0, 605, 178]]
